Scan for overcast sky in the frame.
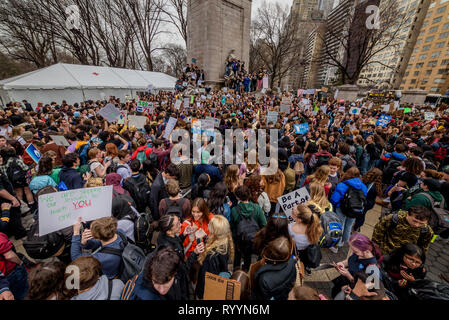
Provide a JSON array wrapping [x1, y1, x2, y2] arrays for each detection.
[[163, 0, 294, 47]]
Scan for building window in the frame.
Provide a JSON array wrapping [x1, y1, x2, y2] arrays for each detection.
[[442, 59, 449, 65], [410, 55, 416, 61], [426, 70, 432, 75], [432, 51, 441, 58], [411, 79, 417, 84], [416, 39, 423, 44], [438, 69, 448, 74], [413, 48, 419, 53], [439, 32, 449, 39], [416, 62, 425, 68], [433, 16, 443, 24], [422, 45, 431, 51], [434, 78, 445, 83], [419, 54, 428, 59], [402, 80, 406, 84], [429, 26, 438, 33], [443, 22, 449, 30], [423, 20, 429, 27], [421, 79, 429, 84], [436, 42, 445, 48], [414, 71, 420, 76], [430, 87, 439, 92], [437, 6, 447, 14], [405, 72, 410, 76], [426, 35, 435, 42], [428, 61, 438, 67]]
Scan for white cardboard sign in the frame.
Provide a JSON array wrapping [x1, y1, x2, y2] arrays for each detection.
[[38, 186, 113, 236], [278, 187, 311, 222]]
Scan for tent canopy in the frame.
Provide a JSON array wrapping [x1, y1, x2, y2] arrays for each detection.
[[0, 63, 177, 106]]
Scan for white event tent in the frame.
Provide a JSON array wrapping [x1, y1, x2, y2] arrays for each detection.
[[0, 63, 177, 107]]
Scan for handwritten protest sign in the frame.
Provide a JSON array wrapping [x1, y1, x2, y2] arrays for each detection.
[[50, 135, 70, 147], [137, 101, 153, 114], [174, 100, 182, 110], [376, 115, 392, 127], [294, 123, 309, 135], [267, 112, 278, 124], [38, 186, 113, 236], [424, 112, 435, 121], [128, 115, 147, 129], [263, 76, 269, 89], [164, 117, 178, 139], [278, 188, 311, 222], [404, 107, 411, 114], [297, 89, 303, 97], [204, 273, 241, 300], [381, 105, 390, 113], [301, 98, 310, 105], [350, 107, 361, 115], [98, 103, 120, 123], [117, 110, 127, 125], [280, 103, 291, 113], [183, 98, 190, 108], [339, 106, 346, 113]]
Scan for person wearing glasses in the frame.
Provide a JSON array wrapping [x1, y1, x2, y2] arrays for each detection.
[[381, 243, 427, 300]]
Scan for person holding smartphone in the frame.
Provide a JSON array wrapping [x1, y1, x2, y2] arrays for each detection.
[[87, 148, 111, 178]]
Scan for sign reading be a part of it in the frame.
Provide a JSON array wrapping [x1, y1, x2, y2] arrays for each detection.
[[278, 187, 311, 223]]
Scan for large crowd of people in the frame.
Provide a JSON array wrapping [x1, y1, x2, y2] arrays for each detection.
[[0, 83, 449, 301]]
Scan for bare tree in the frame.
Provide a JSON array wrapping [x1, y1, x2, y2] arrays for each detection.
[[319, 0, 409, 85], [160, 43, 187, 77], [250, 2, 306, 88], [158, 0, 188, 46]]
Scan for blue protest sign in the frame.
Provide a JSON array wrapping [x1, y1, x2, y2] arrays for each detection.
[[26, 144, 42, 164], [294, 123, 309, 135], [376, 115, 392, 127]]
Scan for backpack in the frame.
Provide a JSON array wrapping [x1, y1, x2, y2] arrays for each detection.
[[235, 204, 260, 248], [383, 159, 402, 184], [136, 148, 149, 163], [148, 152, 159, 169], [76, 144, 90, 166], [22, 219, 67, 260], [416, 193, 449, 238], [408, 280, 449, 301], [96, 232, 146, 283], [133, 212, 155, 254], [6, 159, 28, 188], [164, 198, 186, 218], [340, 182, 366, 219], [388, 213, 431, 247], [342, 156, 357, 172], [293, 161, 304, 175], [435, 146, 448, 162], [123, 175, 151, 213], [318, 210, 343, 248], [315, 154, 331, 169]]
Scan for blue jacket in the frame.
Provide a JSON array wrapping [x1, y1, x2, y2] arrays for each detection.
[[29, 175, 58, 194], [383, 152, 407, 162], [288, 154, 304, 169], [193, 164, 223, 187], [331, 178, 368, 208], [71, 230, 126, 279], [59, 166, 85, 190]]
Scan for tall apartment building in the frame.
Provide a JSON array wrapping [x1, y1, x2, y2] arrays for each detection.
[[316, 0, 354, 86], [301, 24, 326, 88], [401, 0, 449, 94], [358, 0, 431, 89]]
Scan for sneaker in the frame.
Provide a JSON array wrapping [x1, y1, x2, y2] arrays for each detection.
[[329, 247, 338, 254]]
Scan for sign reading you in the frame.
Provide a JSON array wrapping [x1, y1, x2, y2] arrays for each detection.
[[38, 186, 113, 236]]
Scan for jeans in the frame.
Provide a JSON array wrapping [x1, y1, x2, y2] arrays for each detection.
[[6, 264, 29, 300], [336, 207, 356, 247], [361, 153, 376, 176]]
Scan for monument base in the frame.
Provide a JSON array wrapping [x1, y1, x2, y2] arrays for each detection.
[[336, 84, 359, 102], [401, 89, 427, 106]]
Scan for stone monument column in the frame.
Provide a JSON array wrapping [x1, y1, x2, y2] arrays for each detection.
[[187, 0, 252, 87]]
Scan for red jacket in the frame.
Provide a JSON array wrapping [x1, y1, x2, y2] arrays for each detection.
[[131, 146, 153, 161]]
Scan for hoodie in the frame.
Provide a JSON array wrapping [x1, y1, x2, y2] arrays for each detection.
[[330, 178, 368, 208], [71, 275, 124, 300], [230, 202, 267, 238], [59, 166, 85, 190], [405, 190, 446, 211]]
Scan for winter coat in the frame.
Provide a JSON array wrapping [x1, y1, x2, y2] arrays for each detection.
[[230, 202, 267, 239], [330, 178, 368, 208], [59, 166, 85, 190], [72, 275, 124, 300]]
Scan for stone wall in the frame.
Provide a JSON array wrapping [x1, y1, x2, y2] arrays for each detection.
[[187, 0, 251, 84]]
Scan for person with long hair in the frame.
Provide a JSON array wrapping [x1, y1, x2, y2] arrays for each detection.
[[353, 168, 383, 232], [262, 168, 286, 214], [191, 173, 212, 200], [179, 198, 214, 259], [206, 182, 231, 221], [27, 261, 67, 300], [289, 204, 323, 269], [29, 156, 58, 194], [156, 214, 194, 261], [381, 243, 427, 300], [104, 143, 120, 166], [306, 183, 332, 215], [195, 215, 234, 299], [253, 212, 291, 257], [244, 174, 271, 215], [332, 233, 383, 299], [303, 165, 332, 196], [330, 167, 368, 253], [224, 165, 241, 208]]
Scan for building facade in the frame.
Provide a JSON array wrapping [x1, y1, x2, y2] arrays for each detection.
[[301, 24, 326, 89], [358, 0, 431, 90], [400, 0, 449, 94], [187, 0, 252, 85]]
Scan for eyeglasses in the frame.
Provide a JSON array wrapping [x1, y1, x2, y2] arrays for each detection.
[[404, 255, 422, 266]]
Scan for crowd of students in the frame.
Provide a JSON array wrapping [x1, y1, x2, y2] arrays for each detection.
[[0, 85, 449, 301]]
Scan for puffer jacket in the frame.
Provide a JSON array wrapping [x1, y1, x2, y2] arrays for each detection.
[[330, 178, 368, 208]]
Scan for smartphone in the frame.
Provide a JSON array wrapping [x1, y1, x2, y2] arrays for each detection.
[[196, 238, 202, 245]]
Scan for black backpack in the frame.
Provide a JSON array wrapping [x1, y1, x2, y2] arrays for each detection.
[[6, 159, 28, 188], [164, 198, 186, 218], [315, 154, 331, 169], [342, 156, 357, 172], [95, 232, 146, 283], [123, 175, 151, 213], [22, 219, 67, 260], [383, 159, 402, 184], [408, 280, 449, 301], [415, 193, 449, 238], [148, 153, 159, 170], [340, 182, 366, 219], [235, 204, 260, 248], [133, 212, 155, 254]]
